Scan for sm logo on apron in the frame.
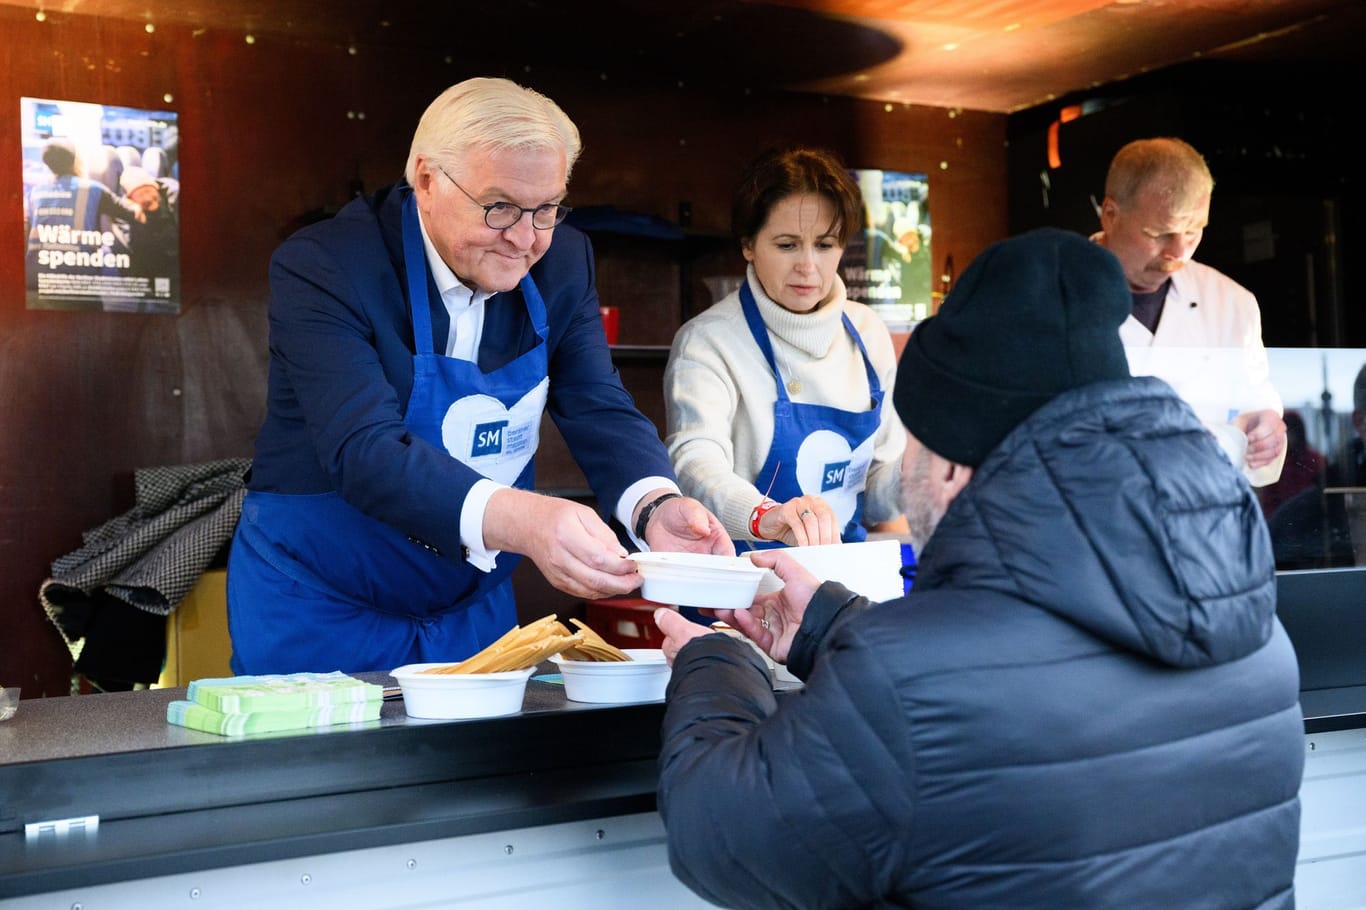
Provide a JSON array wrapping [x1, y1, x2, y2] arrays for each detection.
[[228, 192, 549, 674]]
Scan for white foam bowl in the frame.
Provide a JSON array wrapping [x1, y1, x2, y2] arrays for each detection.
[[629, 552, 768, 609], [550, 649, 671, 704], [390, 663, 536, 719]]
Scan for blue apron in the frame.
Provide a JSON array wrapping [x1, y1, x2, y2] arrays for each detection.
[[739, 282, 883, 551], [227, 193, 549, 674]]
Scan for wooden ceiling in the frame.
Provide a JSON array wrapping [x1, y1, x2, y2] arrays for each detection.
[[4, 0, 1362, 112], [780, 0, 1364, 111]]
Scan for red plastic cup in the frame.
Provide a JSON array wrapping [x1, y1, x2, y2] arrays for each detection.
[[600, 306, 620, 345]]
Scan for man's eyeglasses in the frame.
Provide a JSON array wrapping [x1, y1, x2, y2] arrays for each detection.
[[439, 166, 571, 231]]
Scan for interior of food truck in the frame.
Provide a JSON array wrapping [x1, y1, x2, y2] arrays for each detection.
[[2, 1, 1364, 906]]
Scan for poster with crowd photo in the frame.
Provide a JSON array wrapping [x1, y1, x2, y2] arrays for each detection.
[[21, 97, 180, 313], [842, 169, 932, 332]]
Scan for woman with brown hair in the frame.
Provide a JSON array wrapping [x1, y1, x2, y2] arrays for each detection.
[[664, 146, 905, 552]]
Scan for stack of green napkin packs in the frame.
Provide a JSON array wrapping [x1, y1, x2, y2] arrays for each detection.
[[166, 671, 383, 736]]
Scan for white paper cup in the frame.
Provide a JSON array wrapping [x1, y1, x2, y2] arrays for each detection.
[[1208, 421, 1249, 472]]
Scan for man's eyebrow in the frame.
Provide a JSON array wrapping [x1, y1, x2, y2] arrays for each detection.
[[479, 186, 567, 206]]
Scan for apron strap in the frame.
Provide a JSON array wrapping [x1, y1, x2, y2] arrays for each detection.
[[743, 282, 883, 403], [402, 192, 436, 356], [740, 282, 790, 404], [842, 312, 884, 401]]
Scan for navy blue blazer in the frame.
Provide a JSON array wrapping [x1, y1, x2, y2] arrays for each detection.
[[247, 180, 673, 565]]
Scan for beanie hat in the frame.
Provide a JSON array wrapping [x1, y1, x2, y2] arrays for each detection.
[[119, 166, 157, 194], [893, 227, 1131, 467]]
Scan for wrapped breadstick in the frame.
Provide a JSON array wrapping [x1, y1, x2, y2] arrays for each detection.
[[422, 614, 581, 674], [559, 618, 632, 662]]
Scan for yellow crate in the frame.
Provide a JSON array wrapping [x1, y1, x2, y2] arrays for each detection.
[[157, 569, 232, 688]]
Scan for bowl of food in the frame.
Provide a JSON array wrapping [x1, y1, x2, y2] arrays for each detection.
[[628, 552, 773, 610], [391, 613, 583, 719], [550, 649, 671, 704], [389, 664, 536, 719]]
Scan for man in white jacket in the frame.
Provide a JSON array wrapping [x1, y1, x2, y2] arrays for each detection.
[[1095, 136, 1286, 486]]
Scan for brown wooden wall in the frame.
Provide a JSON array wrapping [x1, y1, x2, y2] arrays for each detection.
[[0, 6, 1008, 696]]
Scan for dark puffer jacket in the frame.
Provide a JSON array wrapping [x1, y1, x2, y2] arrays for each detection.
[[658, 377, 1304, 910]]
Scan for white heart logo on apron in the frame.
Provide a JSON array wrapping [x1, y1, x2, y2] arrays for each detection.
[[795, 428, 874, 528], [442, 376, 551, 486]]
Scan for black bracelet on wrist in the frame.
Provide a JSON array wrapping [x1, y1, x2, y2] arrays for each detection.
[[634, 492, 682, 541]]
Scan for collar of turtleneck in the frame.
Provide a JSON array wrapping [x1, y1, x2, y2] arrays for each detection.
[[745, 264, 847, 360]]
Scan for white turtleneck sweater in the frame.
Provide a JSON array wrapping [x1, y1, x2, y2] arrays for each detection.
[[664, 266, 905, 542]]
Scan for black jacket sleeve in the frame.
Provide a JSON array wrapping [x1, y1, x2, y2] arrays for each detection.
[[658, 609, 913, 909], [786, 582, 872, 679]]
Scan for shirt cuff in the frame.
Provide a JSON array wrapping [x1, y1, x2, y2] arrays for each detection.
[[619, 476, 680, 551], [460, 478, 504, 572]]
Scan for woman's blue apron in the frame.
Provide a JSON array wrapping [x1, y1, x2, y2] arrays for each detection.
[[227, 193, 549, 674], [738, 282, 883, 552]]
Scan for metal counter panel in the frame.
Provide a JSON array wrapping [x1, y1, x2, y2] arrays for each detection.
[[0, 675, 668, 899]]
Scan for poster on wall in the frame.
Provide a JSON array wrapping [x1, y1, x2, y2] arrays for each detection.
[[842, 168, 931, 332], [20, 97, 180, 314]]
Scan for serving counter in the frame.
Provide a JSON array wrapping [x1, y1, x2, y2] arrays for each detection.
[[0, 673, 718, 908], [3, 568, 1364, 908]]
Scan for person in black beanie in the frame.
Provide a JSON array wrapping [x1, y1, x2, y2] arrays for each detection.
[[652, 227, 1303, 910]]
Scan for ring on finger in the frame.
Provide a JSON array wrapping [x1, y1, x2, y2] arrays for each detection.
[[799, 509, 813, 519], [760, 618, 771, 630]]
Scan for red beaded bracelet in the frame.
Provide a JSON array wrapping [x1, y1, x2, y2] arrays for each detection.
[[749, 499, 780, 539]]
